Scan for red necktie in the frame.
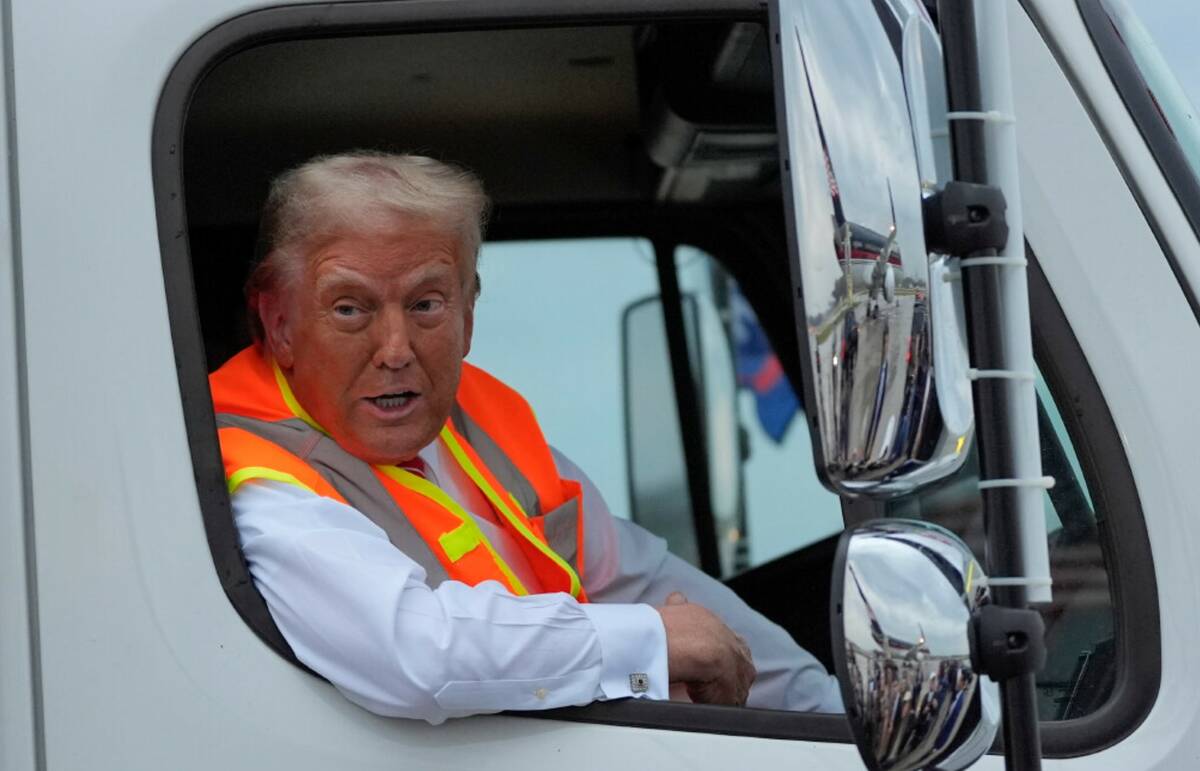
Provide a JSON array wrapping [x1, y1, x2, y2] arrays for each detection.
[[397, 457, 427, 479]]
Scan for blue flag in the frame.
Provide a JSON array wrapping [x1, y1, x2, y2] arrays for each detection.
[[730, 289, 801, 443]]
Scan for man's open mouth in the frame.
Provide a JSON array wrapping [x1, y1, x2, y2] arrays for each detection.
[[370, 392, 418, 409]]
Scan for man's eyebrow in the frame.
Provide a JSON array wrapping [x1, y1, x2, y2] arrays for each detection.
[[313, 261, 462, 295], [407, 261, 458, 287], [313, 268, 371, 294]]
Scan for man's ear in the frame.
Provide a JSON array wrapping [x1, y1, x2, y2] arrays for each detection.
[[259, 290, 295, 368]]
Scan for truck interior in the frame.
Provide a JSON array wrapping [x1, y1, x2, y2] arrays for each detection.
[[167, 5, 1142, 746], [184, 19, 791, 373], [179, 13, 857, 736]]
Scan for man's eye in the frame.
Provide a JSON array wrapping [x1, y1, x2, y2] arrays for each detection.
[[412, 298, 445, 313], [333, 304, 361, 317]]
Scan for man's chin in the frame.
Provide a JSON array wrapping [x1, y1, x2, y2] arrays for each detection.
[[343, 427, 440, 466]]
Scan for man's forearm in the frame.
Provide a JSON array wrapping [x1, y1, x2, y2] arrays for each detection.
[[596, 519, 843, 713], [235, 479, 670, 723]]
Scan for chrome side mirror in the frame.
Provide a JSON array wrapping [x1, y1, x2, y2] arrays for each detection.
[[772, 0, 974, 496], [832, 520, 999, 770]]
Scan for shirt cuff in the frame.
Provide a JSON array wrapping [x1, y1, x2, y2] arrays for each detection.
[[580, 602, 669, 702]]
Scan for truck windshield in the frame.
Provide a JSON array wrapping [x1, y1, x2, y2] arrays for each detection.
[[1104, 0, 1200, 183]]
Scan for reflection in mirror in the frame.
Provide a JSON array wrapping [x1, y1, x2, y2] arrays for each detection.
[[774, 0, 973, 495], [621, 285, 747, 577], [622, 296, 699, 565], [833, 520, 999, 770], [675, 250, 746, 575]]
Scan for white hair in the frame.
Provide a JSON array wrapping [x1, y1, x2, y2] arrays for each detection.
[[247, 151, 490, 340]]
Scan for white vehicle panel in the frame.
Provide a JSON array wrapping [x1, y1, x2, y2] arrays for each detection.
[[1026, 0, 1200, 309], [1013, 2, 1200, 768], [0, 4, 39, 769]]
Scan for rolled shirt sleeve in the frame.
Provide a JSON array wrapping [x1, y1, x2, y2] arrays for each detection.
[[233, 480, 669, 724]]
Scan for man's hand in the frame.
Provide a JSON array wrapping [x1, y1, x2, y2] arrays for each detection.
[[656, 591, 756, 706]]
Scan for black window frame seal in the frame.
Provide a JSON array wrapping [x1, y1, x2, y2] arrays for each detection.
[[1022, 248, 1161, 757], [152, 0, 857, 744], [846, 247, 1161, 758]]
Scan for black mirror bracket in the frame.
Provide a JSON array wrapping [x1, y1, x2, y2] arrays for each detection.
[[969, 604, 1048, 682], [938, 0, 1044, 764], [923, 180, 1010, 257]]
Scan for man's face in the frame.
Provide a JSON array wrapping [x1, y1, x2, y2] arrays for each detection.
[[262, 223, 474, 465]]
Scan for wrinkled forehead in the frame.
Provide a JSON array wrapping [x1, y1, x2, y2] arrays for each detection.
[[310, 250, 461, 295], [296, 215, 476, 285]]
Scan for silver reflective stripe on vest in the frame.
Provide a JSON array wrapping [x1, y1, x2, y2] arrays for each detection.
[[450, 404, 542, 517], [216, 412, 451, 587], [541, 497, 581, 574], [451, 403, 586, 578]]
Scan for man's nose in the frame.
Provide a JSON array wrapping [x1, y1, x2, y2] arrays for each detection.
[[372, 307, 415, 370]]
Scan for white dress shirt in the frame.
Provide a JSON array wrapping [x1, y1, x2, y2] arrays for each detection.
[[233, 441, 843, 724]]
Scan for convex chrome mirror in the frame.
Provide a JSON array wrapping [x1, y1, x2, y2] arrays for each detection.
[[832, 520, 999, 771], [771, 0, 974, 494]]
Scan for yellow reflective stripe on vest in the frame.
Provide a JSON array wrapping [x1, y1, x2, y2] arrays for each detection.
[[376, 464, 530, 597], [439, 426, 583, 599], [227, 466, 318, 496], [271, 359, 326, 433], [438, 521, 482, 562]]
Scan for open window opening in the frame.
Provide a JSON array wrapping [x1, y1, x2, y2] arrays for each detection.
[[161, 2, 852, 742]]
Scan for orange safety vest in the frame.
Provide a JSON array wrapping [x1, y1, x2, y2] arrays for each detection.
[[209, 346, 588, 601]]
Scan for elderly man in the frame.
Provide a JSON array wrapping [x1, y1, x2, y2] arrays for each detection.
[[209, 151, 842, 723]]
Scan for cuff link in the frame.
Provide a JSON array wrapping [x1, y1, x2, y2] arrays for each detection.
[[629, 673, 649, 693]]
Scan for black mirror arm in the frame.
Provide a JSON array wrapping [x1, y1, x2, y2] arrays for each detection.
[[923, 180, 1009, 257], [938, 0, 1045, 768], [970, 604, 1049, 682]]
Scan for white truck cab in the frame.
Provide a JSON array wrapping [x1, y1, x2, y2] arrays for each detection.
[[2, 0, 1197, 769]]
